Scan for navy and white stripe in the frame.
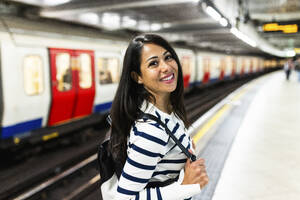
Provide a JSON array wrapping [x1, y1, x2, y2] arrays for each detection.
[[115, 101, 201, 200]]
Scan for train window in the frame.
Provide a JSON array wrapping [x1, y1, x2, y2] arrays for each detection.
[[56, 53, 72, 91], [203, 57, 210, 72], [98, 57, 120, 84], [181, 56, 191, 76], [23, 55, 44, 95], [79, 53, 92, 89]]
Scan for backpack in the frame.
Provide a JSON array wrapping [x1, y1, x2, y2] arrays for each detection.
[[97, 113, 196, 199], [97, 115, 121, 199]]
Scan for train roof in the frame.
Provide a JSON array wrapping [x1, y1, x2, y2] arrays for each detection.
[[0, 15, 129, 45]]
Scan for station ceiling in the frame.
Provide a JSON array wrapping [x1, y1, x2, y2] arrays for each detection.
[[2, 0, 300, 57]]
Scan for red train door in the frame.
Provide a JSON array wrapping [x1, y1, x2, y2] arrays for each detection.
[[203, 57, 210, 83], [241, 59, 245, 75], [219, 58, 225, 80], [181, 56, 191, 88], [48, 48, 95, 126]]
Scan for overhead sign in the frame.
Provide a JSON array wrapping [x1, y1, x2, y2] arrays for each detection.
[[263, 23, 298, 33]]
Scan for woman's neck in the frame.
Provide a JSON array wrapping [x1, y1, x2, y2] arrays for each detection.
[[152, 94, 172, 114]]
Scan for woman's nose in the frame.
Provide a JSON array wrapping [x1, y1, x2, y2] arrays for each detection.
[[160, 60, 170, 72]]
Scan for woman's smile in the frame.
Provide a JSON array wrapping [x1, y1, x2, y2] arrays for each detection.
[[160, 73, 175, 83]]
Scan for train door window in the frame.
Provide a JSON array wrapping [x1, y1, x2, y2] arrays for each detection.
[[23, 55, 44, 95], [56, 53, 72, 91], [78, 53, 92, 89], [97, 57, 120, 84]]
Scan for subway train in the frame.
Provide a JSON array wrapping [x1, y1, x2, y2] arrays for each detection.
[[0, 16, 279, 150]]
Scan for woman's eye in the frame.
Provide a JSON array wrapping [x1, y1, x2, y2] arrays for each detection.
[[165, 54, 173, 61], [149, 61, 158, 67]]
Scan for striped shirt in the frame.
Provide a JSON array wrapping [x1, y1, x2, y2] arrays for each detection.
[[115, 101, 201, 200]]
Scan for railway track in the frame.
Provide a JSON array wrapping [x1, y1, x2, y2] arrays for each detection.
[[1, 74, 264, 200]]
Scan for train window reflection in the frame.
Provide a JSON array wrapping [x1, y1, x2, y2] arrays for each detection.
[[56, 53, 72, 91], [79, 53, 92, 89], [98, 57, 120, 84], [23, 55, 44, 95]]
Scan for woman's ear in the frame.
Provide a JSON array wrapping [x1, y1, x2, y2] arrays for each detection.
[[131, 71, 143, 84]]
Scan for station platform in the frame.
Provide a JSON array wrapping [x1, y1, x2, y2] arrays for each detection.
[[190, 70, 300, 200]]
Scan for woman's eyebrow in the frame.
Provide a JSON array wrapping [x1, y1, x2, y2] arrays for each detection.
[[146, 56, 158, 63], [146, 51, 170, 62]]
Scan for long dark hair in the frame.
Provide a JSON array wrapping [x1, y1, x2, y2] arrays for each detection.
[[109, 34, 189, 168]]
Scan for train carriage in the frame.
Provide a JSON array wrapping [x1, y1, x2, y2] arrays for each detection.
[[0, 15, 270, 149], [174, 48, 196, 88], [0, 34, 51, 140]]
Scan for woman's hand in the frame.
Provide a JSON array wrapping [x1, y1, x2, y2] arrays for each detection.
[[181, 150, 209, 189]]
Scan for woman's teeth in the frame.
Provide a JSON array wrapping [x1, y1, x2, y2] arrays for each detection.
[[162, 74, 173, 81]]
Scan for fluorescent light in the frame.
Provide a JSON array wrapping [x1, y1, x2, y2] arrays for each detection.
[[219, 18, 228, 27], [162, 23, 172, 28], [43, 0, 71, 6], [138, 21, 150, 31], [122, 16, 137, 28], [205, 6, 221, 21], [102, 13, 120, 30], [230, 27, 257, 47], [151, 23, 162, 31], [79, 13, 99, 25], [205, 6, 228, 27]]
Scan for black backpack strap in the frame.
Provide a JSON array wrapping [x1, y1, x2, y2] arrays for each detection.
[[141, 113, 196, 162], [146, 176, 179, 188]]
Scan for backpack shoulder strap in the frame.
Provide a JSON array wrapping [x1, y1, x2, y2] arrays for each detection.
[[140, 113, 196, 162]]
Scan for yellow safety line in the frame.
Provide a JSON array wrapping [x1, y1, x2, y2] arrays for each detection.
[[192, 85, 251, 143], [193, 104, 230, 143]]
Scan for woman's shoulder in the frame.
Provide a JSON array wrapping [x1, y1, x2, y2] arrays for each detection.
[[132, 118, 169, 143]]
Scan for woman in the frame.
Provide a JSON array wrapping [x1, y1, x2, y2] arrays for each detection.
[[109, 34, 208, 199]]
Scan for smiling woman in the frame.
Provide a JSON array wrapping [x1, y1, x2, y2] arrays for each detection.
[[101, 34, 209, 200], [132, 43, 178, 114]]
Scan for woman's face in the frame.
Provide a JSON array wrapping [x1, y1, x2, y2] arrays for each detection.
[[137, 43, 178, 99]]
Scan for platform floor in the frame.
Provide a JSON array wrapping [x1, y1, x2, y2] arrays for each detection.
[[193, 71, 300, 200]]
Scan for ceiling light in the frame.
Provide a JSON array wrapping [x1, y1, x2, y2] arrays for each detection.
[[219, 18, 228, 27], [162, 23, 172, 28], [102, 13, 120, 30], [43, 0, 71, 6], [138, 21, 150, 31], [205, 5, 228, 27], [79, 13, 99, 25], [205, 6, 221, 21], [151, 23, 162, 31], [230, 27, 257, 47], [122, 16, 137, 28]]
